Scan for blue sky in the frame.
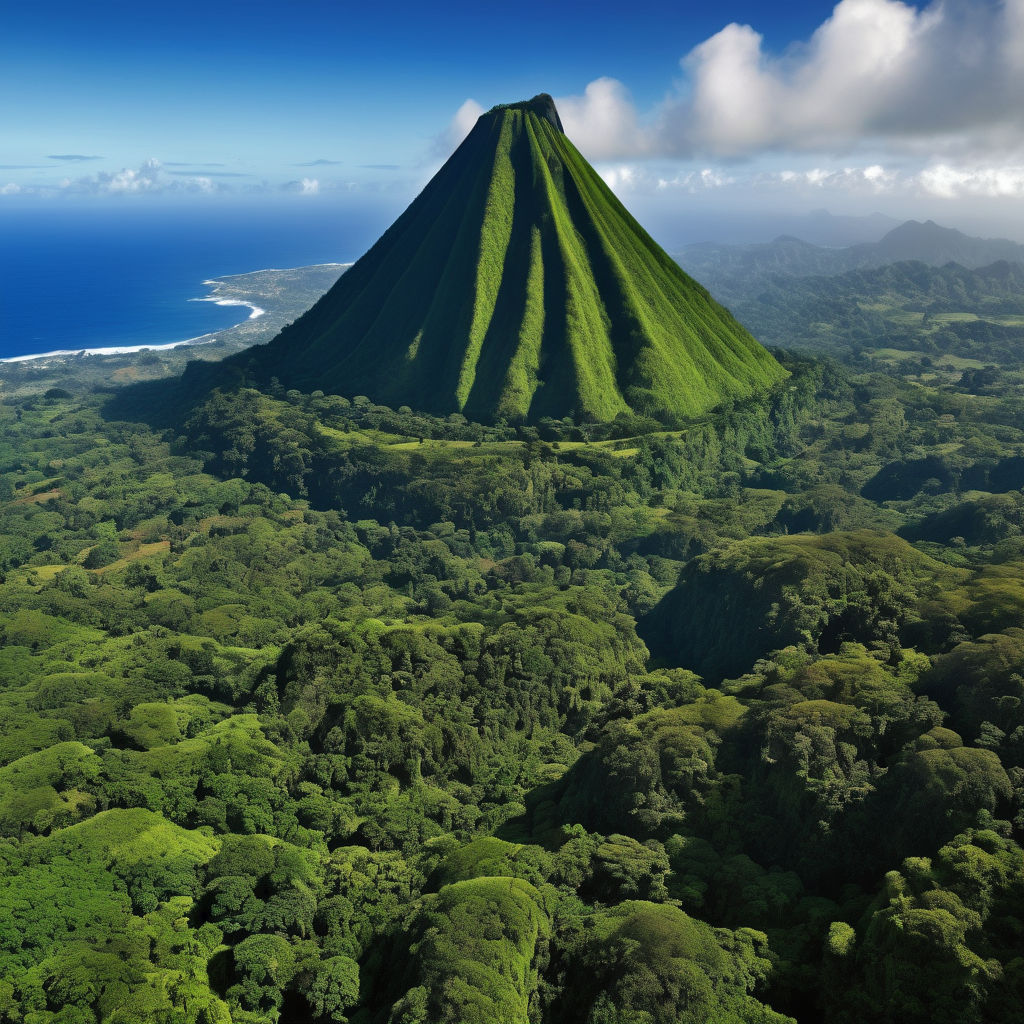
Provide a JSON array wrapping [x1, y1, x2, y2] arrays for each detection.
[[6, 0, 1024, 240]]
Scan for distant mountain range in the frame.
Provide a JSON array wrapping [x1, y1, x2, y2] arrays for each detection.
[[777, 209, 899, 247], [679, 220, 1024, 307]]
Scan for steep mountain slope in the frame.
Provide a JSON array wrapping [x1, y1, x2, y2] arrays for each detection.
[[219, 94, 785, 423]]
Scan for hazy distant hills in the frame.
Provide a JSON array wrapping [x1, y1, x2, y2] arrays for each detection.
[[704, 254, 1024, 365], [680, 220, 1024, 307], [211, 94, 785, 423], [791, 209, 898, 247], [866, 220, 1024, 268]]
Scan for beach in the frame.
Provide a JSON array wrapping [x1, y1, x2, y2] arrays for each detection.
[[0, 261, 357, 364], [0, 297, 266, 364]]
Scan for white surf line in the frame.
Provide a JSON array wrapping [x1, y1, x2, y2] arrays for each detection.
[[1, 262, 353, 365], [1, 331, 226, 363], [190, 295, 267, 320]]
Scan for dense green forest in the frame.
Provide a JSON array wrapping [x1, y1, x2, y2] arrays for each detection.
[[2, 333, 1024, 1022], [699, 256, 1024, 386]]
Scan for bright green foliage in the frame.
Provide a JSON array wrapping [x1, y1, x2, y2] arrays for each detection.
[[0, 810, 221, 1019], [546, 901, 793, 1024], [389, 877, 550, 1024], [230, 932, 297, 1015], [212, 96, 785, 423], [203, 832, 320, 938], [646, 530, 957, 679], [2, 338, 1024, 1022], [0, 741, 100, 836], [830, 829, 1024, 1024], [309, 955, 360, 1023], [431, 836, 554, 889], [318, 846, 420, 959], [116, 695, 227, 750]]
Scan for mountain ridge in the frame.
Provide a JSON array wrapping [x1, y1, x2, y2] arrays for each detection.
[[678, 219, 1024, 306], [206, 95, 785, 423]]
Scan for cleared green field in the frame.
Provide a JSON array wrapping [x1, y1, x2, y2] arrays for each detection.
[[868, 348, 987, 370]]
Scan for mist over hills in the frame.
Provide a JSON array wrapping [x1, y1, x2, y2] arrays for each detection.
[[207, 95, 785, 424], [679, 220, 1024, 308]]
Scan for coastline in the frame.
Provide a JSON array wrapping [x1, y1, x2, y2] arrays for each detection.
[[1, 260, 351, 366], [0, 297, 265, 365], [190, 296, 267, 320]]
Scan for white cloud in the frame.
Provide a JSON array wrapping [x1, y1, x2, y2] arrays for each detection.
[[917, 163, 1024, 199], [766, 165, 898, 193], [280, 176, 322, 194], [442, 99, 485, 152], [59, 158, 224, 195], [104, 158, 164, 192], [546, 0, 1024, 162], [585, 157, 1024, 204], [600, 164, 639, 191], [0, 183, 21, 195], [655, 168, 734, 192], [557, 78, 648, 160], [680, 0, 928, 154]]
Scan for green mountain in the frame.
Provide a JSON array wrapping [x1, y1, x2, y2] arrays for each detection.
[[223, 94, 785, 422]]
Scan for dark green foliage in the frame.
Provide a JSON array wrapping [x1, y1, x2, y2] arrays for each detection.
[[644, 531, 953, 680], [544, 901, 793, 1024], [921, 630, 1024, 764], [387, 877, 550, 1024], [1, 335, 1024, 1023], [829, 828, 1024, 1024]]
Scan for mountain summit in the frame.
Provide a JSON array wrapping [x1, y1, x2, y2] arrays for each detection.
[[226, 94, 785, 422]]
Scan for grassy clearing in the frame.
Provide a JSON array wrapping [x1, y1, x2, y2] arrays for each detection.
[[95, 541, 171, 574]]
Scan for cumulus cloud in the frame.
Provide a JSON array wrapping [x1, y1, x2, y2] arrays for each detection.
[[545, 0, 1024, 162], [655, 168, 735, 192], [61, 158, 221, 195], [676, 0, 936, 155], [768, 164, 899, 194], [600, 165, 640, 191], [437, 99, 486, 154], [281, 177, 320, 194], [917, 163, 1024, 199], [557, 78, 649, 160], [1, 183, 22, 195], [85, 158, 164, 193]]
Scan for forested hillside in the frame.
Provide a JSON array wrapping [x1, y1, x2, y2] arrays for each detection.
[[1, 344, 1023, 1022]]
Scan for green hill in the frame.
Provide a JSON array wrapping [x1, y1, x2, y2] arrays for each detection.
[[218, 94, 785, 423]]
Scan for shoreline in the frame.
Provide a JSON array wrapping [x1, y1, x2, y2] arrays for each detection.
[[0, 261, 353, 365], [0, 298, 264, 364], [0, 317, 259, 364]]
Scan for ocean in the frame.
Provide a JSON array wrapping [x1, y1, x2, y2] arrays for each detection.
[[0, 199, 402, 361]]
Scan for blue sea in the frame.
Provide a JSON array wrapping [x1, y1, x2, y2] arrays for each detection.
[[0, 200, 402, 360]]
